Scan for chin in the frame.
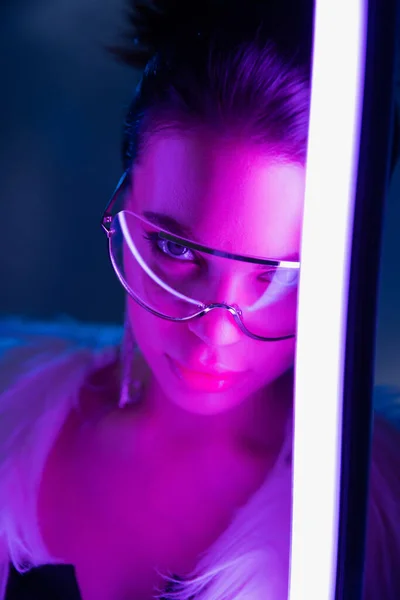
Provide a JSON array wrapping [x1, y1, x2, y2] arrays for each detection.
[[170, 391, 246, 416]]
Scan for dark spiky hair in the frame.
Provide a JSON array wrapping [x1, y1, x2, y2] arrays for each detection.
[[109, 0, 315, 169], [109, 0, 313, 69], [109, 0, 399, 176]]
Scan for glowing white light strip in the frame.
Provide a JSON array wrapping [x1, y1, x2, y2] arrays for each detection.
[[119, 212, 201, 306], [288, 1, 367, 599]]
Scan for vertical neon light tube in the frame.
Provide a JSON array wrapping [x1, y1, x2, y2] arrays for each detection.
[[288, 2, 367, 599]]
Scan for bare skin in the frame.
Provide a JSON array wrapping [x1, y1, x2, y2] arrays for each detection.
[[38, 356, 293, 600]]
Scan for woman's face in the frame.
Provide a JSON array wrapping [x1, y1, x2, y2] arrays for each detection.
[[125, 130, 305, 415]]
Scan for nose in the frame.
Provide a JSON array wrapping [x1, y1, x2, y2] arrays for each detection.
[[188, 305, 242, 347], [189, 268, 245, 346]]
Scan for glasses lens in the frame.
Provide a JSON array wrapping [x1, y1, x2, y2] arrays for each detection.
[[109, 211, 299, 339]]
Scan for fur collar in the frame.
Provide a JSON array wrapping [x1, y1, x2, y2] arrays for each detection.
[[0, 317, 294, 600]]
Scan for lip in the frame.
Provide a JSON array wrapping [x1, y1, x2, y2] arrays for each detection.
[[166, 355, 245, 393]]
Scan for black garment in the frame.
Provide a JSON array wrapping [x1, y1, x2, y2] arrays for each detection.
[[5, 564, 179, 600], [5, 564, 82, 600]]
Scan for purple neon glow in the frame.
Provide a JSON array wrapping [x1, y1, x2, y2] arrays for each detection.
[[288, 1, 367, 599]]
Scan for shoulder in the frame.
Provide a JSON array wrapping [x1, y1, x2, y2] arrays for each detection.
[[0, 315, 123, 482], [365, 386, 400, 599], [0, 316, 122, 584], [371, 386, 400, 504]]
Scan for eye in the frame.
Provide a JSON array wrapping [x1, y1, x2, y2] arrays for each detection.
[[144, 232, 196, 262], [259, 268, 299, 286], [157, 238, 196, 261]]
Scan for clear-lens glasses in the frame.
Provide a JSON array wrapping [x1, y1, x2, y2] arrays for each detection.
[[106, 209, 300, 341]]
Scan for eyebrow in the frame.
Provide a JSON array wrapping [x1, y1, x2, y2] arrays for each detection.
[[142, 210, 300, 264], [142, 211, 195, 238]]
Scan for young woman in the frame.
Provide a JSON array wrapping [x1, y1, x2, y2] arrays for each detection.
[[1, 1, 400, 599]]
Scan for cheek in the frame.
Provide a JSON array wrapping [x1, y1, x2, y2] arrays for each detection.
[[128, 300, 160, 351], [248, 338, 296, 386], [127, 298, 180, 358], [127, 297, 296, 393]]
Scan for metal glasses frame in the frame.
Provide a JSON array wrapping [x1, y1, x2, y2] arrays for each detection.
[[101, 171, 300, 342]]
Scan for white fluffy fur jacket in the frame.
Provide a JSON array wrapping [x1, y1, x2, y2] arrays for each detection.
[[0, 316, 399, 600]]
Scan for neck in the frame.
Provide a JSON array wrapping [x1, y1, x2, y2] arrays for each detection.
[[138, 368, 294, 457]]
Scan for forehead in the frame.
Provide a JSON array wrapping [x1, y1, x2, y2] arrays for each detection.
[[128, 131, 305, 258]]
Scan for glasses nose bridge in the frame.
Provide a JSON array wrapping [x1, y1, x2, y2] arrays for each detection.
[[202, 301, 242, 319], [188, 301, 244, 347], [200, 302, 246, 337]]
